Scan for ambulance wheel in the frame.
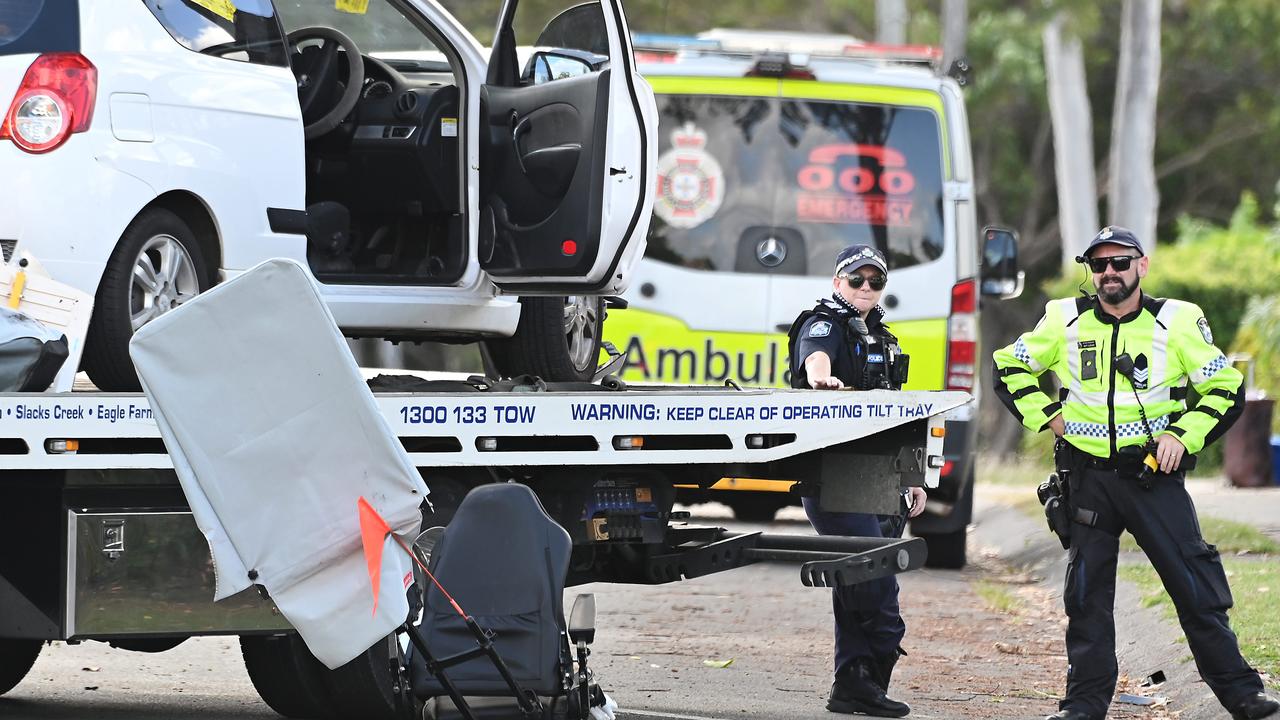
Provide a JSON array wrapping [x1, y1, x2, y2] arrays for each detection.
[[0, 639, 42, 696], [83, 207, 212, 391], [920, 529, 967, 569], [241, 634, 336, 719], [487, 296, 603, 382]]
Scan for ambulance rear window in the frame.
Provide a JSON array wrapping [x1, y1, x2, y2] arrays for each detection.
[[0, 0, 77, 56], [646, 95, 945, 276]]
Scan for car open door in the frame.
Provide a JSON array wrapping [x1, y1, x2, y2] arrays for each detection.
[[479, 0, 655, 295]]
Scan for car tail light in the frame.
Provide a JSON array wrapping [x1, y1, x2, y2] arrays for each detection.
[[0, 53, 97, 154], [945, 279, 977, 391]]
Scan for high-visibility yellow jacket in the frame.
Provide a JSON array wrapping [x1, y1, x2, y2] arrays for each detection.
[[992, 294, 1244, 458]]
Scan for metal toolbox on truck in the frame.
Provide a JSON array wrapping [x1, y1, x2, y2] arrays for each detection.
[[67, 509, 287, 638]]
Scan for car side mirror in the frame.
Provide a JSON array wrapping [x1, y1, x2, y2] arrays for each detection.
[[411, 526, 445, 569], [523, 50, 599, 86], [980, 225, 1024, 299]]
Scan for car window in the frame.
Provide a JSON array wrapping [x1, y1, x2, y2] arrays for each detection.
[[646, 94, 946, 276], [0, 0, 77, 56], [274, 1, 441, 59], [142, 0, 288, 66]]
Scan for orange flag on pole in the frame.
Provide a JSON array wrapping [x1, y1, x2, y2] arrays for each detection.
[[357, 496, 392, 616]]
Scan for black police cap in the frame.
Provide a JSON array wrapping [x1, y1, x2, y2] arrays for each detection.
[[1082, 226, 1144, 258], [834, 245, 888, 276]]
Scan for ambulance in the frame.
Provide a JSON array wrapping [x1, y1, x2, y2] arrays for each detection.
[[607, 31, 1023, 568]]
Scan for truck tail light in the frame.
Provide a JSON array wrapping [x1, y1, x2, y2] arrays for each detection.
[[945, 278, 977, 391], [0, 53, 97, 154]]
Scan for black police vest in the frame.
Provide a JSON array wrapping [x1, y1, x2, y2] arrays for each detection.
[[787, 303, 908, 390]]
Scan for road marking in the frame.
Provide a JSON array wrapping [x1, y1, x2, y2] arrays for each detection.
[[619, 711, 733, 720]]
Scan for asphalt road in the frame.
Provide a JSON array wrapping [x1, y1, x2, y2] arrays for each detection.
[[0, 503, 1087, 720]]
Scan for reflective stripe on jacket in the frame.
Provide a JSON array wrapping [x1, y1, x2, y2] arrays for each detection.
[[991, 294, 1244, 458]]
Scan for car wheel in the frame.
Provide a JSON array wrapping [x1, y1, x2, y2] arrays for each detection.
[[83, 208, 211, 391], [920, 527, 968, 569], [0, 639, 42, 696], [486, 295, 603, 382]]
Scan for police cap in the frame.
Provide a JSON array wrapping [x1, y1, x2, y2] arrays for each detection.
[[834, 244, 888, 277], [1083, 226, 1144, 258]]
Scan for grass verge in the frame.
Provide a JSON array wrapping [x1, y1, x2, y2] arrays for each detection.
[[973, 580, 1021, 614], [1119, 558, 1280, 688], [1118, 516, 1280, 555]]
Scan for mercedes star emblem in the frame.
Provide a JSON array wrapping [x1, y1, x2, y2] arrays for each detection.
[[757, 236, 787, 267]]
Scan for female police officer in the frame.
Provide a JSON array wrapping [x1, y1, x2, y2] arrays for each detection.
[[792, 244, 926, 717], [993, 226, 1278, 720]]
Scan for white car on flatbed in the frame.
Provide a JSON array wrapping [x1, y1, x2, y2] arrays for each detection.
[[0, 0, 656, 390]]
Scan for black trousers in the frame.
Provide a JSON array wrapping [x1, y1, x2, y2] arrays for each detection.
[[803, 497, 906, 676], [1060, 464, 1263, 718]]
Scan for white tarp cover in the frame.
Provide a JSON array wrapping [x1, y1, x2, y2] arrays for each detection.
[[129, 258, 429, 669]]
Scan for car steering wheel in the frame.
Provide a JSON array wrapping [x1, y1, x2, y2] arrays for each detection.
[[287, 27, 365, 141]]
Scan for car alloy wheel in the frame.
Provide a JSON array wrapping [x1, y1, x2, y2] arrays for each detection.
[[563, 295, 599, 373], [130, 233, 201, 331]]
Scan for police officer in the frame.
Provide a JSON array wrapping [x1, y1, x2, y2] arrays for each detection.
[[791, 244, 925, 718], [993, 227, 1279, 720]]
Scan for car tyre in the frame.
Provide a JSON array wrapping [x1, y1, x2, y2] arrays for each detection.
[[0, 639, 42, 696], [241, 634, 337, 719], [83, 207, 211, 391], [487, 295, 603, 382]]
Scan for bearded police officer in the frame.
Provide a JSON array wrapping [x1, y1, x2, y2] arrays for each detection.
[[993, 226, 1279, 720], [788, 244, 925, 718]]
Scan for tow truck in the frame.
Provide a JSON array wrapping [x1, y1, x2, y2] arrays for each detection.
[[0, 375, 966, 716]]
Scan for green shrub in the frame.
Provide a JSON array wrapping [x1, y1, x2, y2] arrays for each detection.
[[1233, 294, 1280, 432]]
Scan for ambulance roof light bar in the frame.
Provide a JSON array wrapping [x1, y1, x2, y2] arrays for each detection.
[[745, 52, 816, 80], [840, 42, 944, 70]]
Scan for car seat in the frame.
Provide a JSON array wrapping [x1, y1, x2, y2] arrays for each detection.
[[408, 483, 605, 720]]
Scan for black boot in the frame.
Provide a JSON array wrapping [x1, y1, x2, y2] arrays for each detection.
[[827, 659, 910, 717], [872, 647, 904, 691], [1231, 692, 1280, 720]]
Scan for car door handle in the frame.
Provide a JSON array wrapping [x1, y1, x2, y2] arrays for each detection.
[[511, 113, 533, 174], [775, 323, 792, 332], [521, 144, 580, 197]]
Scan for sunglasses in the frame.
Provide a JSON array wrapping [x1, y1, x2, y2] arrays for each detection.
[[840, 273, 887, 291], [1084, 255, 1138, 273]]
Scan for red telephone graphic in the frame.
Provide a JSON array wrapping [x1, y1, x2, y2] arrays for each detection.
[[796, 144, 915, 196]]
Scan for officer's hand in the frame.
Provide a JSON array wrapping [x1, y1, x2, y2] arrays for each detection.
[[810, 376, 843, 390], [907, 487, 927, 518], [1048, 415, 1066, 438], [1155, 433, 1186, 474]]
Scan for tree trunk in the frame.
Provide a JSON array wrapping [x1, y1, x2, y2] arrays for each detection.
[[1043, 15, 1099, 269], [1108, 0, 1162, 252], [876, 0, 907, 45], [942, 0, 967, 70]]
